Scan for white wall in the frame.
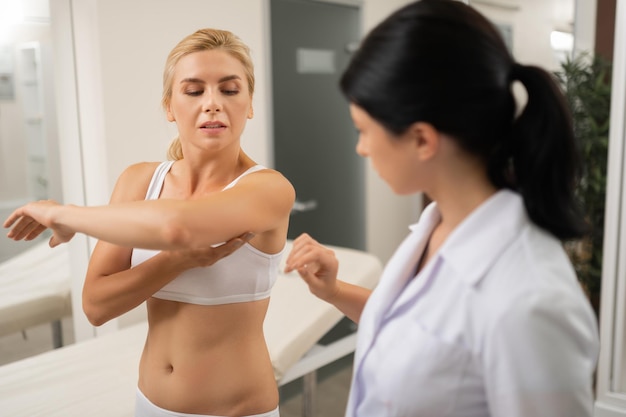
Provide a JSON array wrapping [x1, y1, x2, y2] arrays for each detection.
[[471, 0, 575, 71], [574, 0, 597, 55]]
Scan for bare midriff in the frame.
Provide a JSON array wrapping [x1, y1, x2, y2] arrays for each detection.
[[138, 297, 278, 416]]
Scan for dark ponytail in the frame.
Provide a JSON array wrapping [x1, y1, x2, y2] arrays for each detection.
[[340, 0, 588, 240], [507, 64, 588, 239]]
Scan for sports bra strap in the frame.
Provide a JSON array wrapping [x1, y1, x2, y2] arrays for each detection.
[[222, 165, 267, 191], [144, 162, 266, 199], [144, 161, 175, 200]]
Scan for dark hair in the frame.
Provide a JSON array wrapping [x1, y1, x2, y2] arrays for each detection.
[[340, 0, 588, 240]]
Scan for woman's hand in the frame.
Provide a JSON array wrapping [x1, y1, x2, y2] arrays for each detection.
[[284, 233, 340, 302], [165, 232, 255, 269], [3, 200, 75, 247]]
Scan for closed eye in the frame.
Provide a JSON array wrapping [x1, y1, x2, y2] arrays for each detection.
[[185, 90, 203, 96]]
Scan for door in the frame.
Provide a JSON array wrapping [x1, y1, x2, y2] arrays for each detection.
[[271, 0, 365, 250]]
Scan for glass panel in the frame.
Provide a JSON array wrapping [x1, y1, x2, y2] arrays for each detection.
[[0, 0, 61, 264], [0, 0, 69, 364]]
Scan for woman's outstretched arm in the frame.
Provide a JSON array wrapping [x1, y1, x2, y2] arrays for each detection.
[[4, 168, 294, 250]]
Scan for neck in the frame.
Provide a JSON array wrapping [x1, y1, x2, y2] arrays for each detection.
[[426, 164, 497, 245], [177, 149, 254, 193]]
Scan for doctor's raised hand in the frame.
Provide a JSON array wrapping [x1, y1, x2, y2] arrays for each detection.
[[284, 233, 340, 299], [285, 233, 372, 324]]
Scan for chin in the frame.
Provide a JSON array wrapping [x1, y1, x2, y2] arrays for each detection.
[[392, 184, 423, 196]]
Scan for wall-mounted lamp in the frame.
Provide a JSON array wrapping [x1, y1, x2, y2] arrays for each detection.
[[550, 30, 574, 52]]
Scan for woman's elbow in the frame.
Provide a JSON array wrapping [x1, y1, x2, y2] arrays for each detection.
[[82, 299, 111, 327], [161, 212, 193, 249]]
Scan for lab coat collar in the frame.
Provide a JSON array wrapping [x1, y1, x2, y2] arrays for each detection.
[[355, 190, 525, 357], [354, 203, 439, 356], [429, 189, 528, 287]]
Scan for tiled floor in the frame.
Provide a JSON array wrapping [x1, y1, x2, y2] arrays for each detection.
[[279, 354, 353, 417], [0, 317, 353, 417]]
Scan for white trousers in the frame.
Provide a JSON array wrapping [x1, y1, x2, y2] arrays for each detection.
[[135, 388, 280, 417]]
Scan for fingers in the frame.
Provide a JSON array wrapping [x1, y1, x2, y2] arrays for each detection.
[[4, 204, 46, 240], [2, 206, 24, 228], [237, 232, 256, 244], [25, 224, 47, 241], [295, 263, 323, 286], [3, 215, 16, 229], [6, 217, 39, 241], [219, 232, 254, 255], [49, 235, 61, 248], [166, 232, 254, 269], [284, 233, 324, 273]]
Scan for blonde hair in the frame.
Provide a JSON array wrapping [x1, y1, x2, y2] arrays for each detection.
[[162, 28, 255, 160]]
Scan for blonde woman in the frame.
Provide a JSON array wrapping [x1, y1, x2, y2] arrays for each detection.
[[5, 28, 294, 417]]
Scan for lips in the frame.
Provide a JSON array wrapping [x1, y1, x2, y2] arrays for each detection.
[[200, 121, 227, 129]]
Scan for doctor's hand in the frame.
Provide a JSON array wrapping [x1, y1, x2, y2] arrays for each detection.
[[165, 232, 255, 269], [3, 200, 75, 247], [285, 233, 340, 302]]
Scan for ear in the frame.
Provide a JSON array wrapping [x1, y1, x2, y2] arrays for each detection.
[[166, 103, 175, 122], [407, 122, 439, 161], [247, 104, 254, 119]]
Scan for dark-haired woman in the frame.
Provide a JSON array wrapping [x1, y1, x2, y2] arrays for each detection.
[[284, 0, 599, 416]]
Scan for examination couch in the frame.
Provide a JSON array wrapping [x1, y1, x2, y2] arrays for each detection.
[[0, 242, 72, 348]]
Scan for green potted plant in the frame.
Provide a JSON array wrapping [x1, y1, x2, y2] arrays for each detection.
[[555, 52, 612, 315]]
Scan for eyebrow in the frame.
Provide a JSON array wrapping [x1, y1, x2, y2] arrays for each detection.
[[179, 75, 242, 84]]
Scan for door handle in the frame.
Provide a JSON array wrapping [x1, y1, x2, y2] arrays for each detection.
[[291, 199, 318, 214]]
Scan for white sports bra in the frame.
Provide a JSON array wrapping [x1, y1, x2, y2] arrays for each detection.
[[131, 161, 285, 305]]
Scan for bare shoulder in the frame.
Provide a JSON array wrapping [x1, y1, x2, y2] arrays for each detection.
[[246, 168, 295, 200], [110, 161, 163, 203], [230, 167, 295, 219]]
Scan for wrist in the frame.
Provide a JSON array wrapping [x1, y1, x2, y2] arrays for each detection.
[[51, 204, 72, 229], [324, 280, 342, 304], [157, 250, 193, 271]]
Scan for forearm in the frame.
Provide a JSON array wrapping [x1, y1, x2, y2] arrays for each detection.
[[83, 252, 185, 325], [57, 201, 231, 250], [327, 280, 372, 324], [6, 170, 293, 250]]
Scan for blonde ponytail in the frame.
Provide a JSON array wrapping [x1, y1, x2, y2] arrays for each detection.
[[167, 137, 183, 160]]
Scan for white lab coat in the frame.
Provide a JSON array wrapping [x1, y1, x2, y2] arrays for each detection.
[[346, 190, 599, 417]]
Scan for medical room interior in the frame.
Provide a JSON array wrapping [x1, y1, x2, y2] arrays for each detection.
[[0, 0, 624, 416]]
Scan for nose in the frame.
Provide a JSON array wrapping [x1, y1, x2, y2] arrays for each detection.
[[355, 135, 368, 157], [202, 91, 222, 113]]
